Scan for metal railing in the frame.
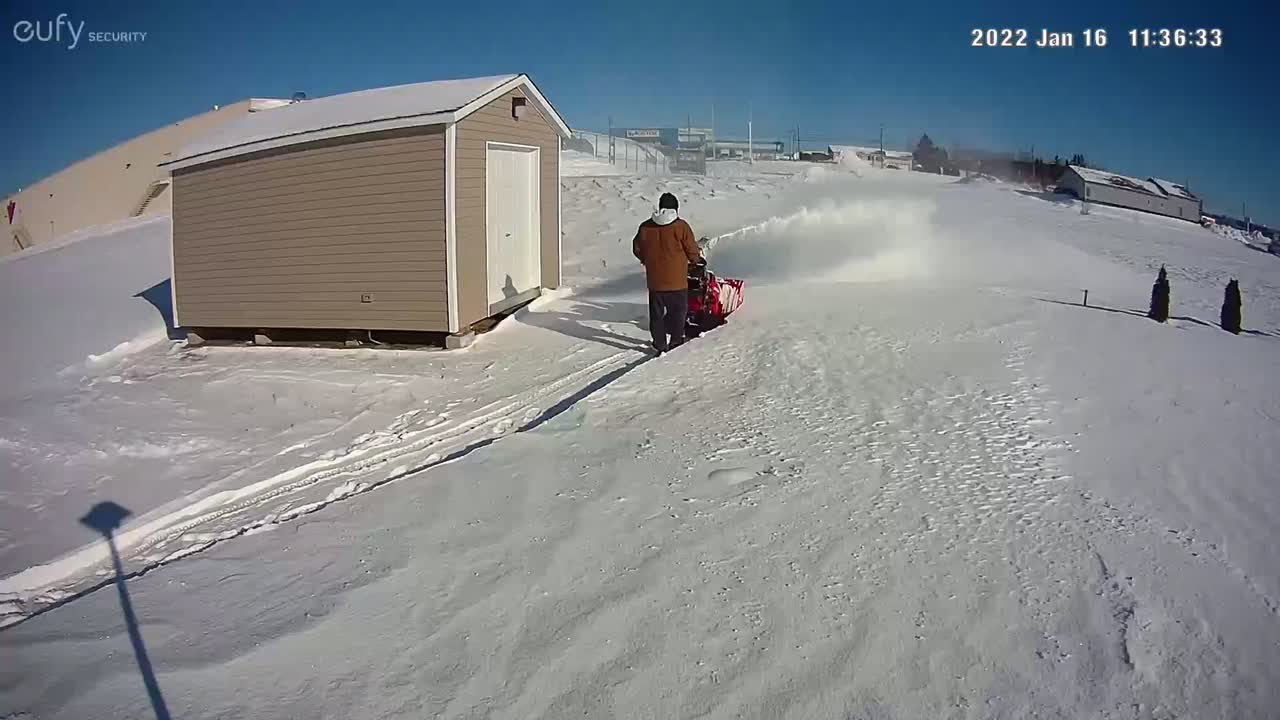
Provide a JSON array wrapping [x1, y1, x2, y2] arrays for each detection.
[[570, 130, 670, 175]]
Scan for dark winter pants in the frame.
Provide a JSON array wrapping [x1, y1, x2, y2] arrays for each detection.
[[648, 289, 688, 352]]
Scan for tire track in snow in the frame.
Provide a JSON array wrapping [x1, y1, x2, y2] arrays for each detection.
[[1, 351, 643, 628]]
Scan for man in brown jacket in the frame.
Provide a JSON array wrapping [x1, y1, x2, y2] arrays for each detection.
[[633, 192, 702, 353]]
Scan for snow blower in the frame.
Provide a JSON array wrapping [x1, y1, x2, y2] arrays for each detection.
[[686, 250, 745, 338]]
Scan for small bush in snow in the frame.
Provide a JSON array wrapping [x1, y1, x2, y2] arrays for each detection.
[[1221, 279, 1242, 334], [1148, 265, 1170, 323]]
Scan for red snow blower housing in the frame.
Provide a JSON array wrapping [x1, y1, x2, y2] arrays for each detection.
[[686, 252, 744, 337]]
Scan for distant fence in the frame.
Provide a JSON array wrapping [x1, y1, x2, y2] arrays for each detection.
[[571, 130, 670, 175]]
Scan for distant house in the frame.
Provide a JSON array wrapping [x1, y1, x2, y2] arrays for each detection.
[[828, 145, 912, 170], [1058, 165, 1202, 222], [713, 139, 786, 160]]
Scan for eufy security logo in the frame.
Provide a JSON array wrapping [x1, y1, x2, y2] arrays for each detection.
[[12, 14, 147, 50]]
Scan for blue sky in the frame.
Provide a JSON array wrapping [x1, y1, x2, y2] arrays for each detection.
[[2, 0, 1276, 223]]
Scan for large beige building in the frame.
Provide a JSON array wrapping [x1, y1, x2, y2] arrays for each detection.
[[166, 74, 568, 337], [4, 98, 288, 256]]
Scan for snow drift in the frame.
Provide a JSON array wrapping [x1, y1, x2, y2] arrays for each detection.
[[0, 216, 173, 402]]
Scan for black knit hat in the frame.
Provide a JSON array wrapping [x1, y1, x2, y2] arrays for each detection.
[[658, 192, 679, 210]]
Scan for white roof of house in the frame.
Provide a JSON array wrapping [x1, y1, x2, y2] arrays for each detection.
[[1070, 165, 1198, 201], [829, 144, 911, 160], [167, 74, 570, 170], [829, 144, 878, 155]]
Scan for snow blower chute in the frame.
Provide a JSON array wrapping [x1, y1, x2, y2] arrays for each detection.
[[686, 249, 744, 338]]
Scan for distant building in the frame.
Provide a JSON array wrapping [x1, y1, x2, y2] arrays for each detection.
[[952, 148, 1018, 177], [713, 139, 786, 160], [881, 150, 913, 170], [611, 127, 712, 148], [1059, 166, 1202, 222], [799, 150, 832, 162], [4, 99, 290, 256], [828, 145, 912, 170], [679, 127, 713, 146]]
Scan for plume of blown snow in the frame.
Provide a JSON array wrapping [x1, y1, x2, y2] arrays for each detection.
[[833, 150, 871, 176], [708, 197, 937, 285]]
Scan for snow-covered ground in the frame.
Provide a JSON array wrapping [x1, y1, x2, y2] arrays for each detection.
[[560, 149, 634, 177], [0, 215, 174, 404], [1209, 222, 1275, 254], [3, 163, 1279, 718], [0, 164, 834, 601]]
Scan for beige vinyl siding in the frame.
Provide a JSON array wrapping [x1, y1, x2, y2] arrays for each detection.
[[173, 126, 449, 331], [455, 87, 561, 326]]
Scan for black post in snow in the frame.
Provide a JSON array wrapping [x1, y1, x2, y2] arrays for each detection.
[[1148, 265, 1170, 323], [1221, 279, 1242, 334]]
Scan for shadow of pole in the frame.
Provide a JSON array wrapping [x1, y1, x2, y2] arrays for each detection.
[[1037, 298, 1279, 338], [80, 502, 173, 720]]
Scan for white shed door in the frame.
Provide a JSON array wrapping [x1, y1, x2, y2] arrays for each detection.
[[486, 144, 541, 310]]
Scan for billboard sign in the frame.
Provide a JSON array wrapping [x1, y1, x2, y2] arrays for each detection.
[[625, 128, 661, 139], [674, 148, 706, 175]]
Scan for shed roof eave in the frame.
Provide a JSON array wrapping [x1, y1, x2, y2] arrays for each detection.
[[161, 112, 455, 171]]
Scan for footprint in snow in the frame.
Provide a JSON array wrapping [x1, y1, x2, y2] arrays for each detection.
[[708, 467, 756, 485]]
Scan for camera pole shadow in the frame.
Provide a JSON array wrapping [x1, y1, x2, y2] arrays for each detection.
[[80, 501, 173, 720]]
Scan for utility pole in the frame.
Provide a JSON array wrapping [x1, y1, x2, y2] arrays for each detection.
[[1244, 202, 1250, 233], [608, 115, 615, 164], [748, 104, 753, 165], [710, 101, 716, 159]]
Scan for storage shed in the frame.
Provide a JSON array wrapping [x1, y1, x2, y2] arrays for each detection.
[[164, 74, 570, 338]]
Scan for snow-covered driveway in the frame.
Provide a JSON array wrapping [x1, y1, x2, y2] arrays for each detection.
[[3, 168, 1278, 718]]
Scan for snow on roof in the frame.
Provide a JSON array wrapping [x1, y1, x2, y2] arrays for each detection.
[[828, 145, 912, 163], [248, 98, 291, 112], [829, 144, 883, 155], [1070, 165, 1198, 201], [1152, 178, 1196, 200], [168, 74, 569, 169]]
